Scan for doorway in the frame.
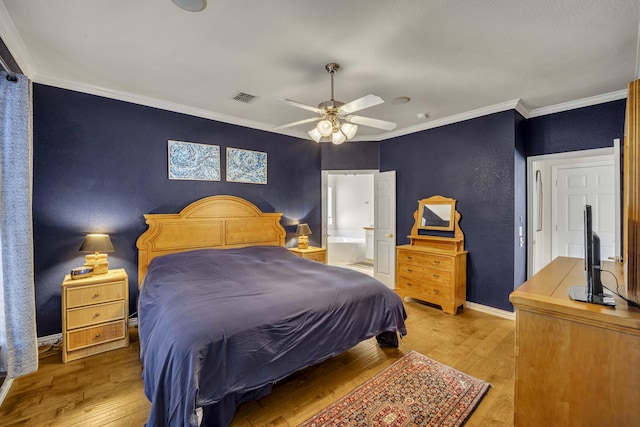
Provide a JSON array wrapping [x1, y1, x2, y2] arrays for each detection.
[[321, 170, 397, 288], [527, 142, 621, 277]]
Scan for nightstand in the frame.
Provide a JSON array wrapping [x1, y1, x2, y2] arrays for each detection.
[[61, 268, 129, 363], [288, 246, 327, 263]]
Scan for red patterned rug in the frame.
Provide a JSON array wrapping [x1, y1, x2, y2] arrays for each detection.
[[298, 350, 491, 427]]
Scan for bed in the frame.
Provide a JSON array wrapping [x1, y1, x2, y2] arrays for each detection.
[[136, 195, 407, 427]]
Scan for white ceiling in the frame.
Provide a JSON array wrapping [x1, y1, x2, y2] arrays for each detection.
[[1, 0, 639, 141]]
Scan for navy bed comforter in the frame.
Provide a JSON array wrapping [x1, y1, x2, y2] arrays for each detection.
[[138, 246, 407, 427]]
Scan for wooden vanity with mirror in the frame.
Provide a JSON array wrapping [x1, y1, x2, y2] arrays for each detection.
[[395, 195, 467, 314]]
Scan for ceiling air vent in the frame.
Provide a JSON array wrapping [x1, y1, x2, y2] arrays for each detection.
[[232, 92, 258, 103]]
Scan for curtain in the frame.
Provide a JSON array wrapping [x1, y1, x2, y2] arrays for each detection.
[[0, 72, 37, 378]]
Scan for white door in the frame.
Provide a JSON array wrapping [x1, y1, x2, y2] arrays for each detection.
[[553, 161, 616, 260], [321, 171, 328, 249], [374, 171, 396, 288]]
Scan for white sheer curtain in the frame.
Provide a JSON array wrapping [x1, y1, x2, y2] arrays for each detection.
[[0, 72, 37, 378]]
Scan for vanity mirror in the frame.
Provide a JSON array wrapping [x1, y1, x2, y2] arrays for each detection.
[[417, 195, 456, 231]]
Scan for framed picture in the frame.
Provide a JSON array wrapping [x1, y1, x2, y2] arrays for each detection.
[[168, 140, 220, 181], [226, 147, 267, 184]]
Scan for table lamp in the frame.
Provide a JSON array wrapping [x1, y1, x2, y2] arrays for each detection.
[[79, 233, 114, 275], [296, 224, 312, 249]]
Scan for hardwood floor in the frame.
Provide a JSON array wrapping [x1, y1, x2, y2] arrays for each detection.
[[0, 301, 515, 426]]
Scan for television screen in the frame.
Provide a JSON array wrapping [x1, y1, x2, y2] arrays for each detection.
[[568, 205, 615, 307]]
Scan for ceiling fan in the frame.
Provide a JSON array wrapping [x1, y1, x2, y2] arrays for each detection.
[[275, 63, 397, 144]]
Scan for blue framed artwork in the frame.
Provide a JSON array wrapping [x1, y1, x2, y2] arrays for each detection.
[[226, 147, 267, 184], [168, 140, 220, 181]]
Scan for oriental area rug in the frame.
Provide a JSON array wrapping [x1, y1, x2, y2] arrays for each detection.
[[298, 350, 491, 427]]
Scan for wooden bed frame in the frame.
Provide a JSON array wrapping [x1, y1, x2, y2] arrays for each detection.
[[136, 195, 286, 285]]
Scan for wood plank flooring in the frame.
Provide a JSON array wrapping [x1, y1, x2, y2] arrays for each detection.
[[0, 301, 515, 426]]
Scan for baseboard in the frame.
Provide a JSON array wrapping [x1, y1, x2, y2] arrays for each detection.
[[0, 378, 13, 407], [38, 333, 62, 347], [465, 301, 515, 320]]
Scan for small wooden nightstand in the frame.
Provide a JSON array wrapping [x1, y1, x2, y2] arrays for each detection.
[[61, 268, 129, 363], [288, 246, 327, 264]]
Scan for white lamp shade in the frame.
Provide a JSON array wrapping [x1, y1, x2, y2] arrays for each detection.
[[317, 120, 333, 137], [331, 130, 347, 145], [308, 127, 323, 142], [341, 122, 358, 139]]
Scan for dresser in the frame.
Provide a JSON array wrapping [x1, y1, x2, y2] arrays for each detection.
[[288, 246, 327, 263], [510, 257, 640, 426], [61, 268, 129, 363], [395, 196, 467, 315]]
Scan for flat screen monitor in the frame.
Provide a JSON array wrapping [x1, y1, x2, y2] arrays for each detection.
[[568, 205, 615, 307]]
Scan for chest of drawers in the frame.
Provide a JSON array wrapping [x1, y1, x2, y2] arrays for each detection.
[[61, 268, 129, 363], [396, 246, 466, 314]]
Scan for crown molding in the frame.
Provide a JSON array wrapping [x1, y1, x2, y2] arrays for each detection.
[[31, 71, 629, 142], [0, 2, 35, 76], [527, 89, 628, 118], [377, 99, 524, 141], [32, 72, 283, 136]]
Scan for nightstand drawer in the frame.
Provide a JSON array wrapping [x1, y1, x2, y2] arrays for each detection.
[[288, 247, 327, 263], [66, 301, 125, 329], [65, 281, 125, 308], [305, 251, 327, 263], [66, 321, 125, 352]]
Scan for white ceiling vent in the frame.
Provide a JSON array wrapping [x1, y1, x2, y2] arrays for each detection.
[[232, 92, 258, 103]]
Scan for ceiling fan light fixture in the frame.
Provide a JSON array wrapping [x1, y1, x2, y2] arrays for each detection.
[[341, 122, 358, 139], [317, 119, 333, 137], [308, 128, 323, 143], [331, 130, 346, 145], [277, 62, 396, 143], [171, 0, 207, 12]]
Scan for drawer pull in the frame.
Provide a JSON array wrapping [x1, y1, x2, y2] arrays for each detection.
[[93, 313, 100, 318], [434, 289, 440, 294], [433, 274, 440, 279], [433, 260, 441, 265], [93, 293, 100, 298], [407, 268, 413, 273], [407, 256, 413, 260], [95, 333, 101, 338]]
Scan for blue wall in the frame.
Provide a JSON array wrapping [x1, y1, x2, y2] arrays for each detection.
[[321, 140, 379, 170], [31, 84, 627, 336], [380, 111, 522, 310], [526, 100, 626, 156], [32, 84, 321, 336], [514, 113, 527, 291]]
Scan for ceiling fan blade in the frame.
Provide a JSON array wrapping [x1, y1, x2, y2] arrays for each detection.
[[277, 98, 323, 114], [349, 115, 397, 131], [274, 117, 320, 130], [339, 94, 385, 114]]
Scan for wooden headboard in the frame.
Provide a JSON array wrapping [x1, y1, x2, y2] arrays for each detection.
[[136, 195, 285, 285]]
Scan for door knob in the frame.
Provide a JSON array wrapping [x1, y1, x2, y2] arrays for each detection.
[[385, 233, 394, 238]]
